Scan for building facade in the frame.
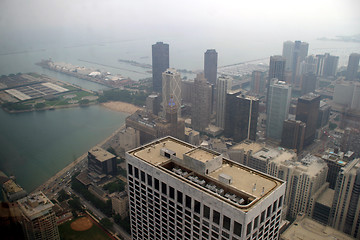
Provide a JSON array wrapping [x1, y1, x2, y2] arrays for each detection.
[[266, 80, 291, 140], [204, 49, 218, 85], [251, 70, 266, 95], [346, 53, 360, 81], [316, 53, 339, 77], [280, 119, 306, 153], [192, 73, 212, 132], [216, 75, 233, 129], [18, 192, 60, 240], [330, 158, 360, 238], [152, 42, 169, 92], [224, 91, 259, 142], [295, 93, 320, 147], [126, 136, 286, 240], [162, 68, 182, 117], [88, 147, 117, 176]]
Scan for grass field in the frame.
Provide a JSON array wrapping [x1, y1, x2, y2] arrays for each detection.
[[59, 217, 112, 240]]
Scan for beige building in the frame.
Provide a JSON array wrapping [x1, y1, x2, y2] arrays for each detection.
[[118, 127, 140, 156], [228, 141, 328, 219], [281, 216, 354, 240], [18, 192, 60, 240], [330, 158, 360, 238], [110, 191, 128, 219], [162, 68, 182, 117]]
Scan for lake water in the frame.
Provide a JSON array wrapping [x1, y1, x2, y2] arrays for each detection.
[[0, 106, 127, 192]]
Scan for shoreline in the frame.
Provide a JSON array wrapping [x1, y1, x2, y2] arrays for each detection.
[[33, 124, 126, 194], [32, 103, 140, 194]]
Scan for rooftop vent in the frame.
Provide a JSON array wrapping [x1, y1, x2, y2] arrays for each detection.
[[218, 173, 233, 185]]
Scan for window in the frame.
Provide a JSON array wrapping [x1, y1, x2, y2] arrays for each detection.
[[261, 211, 265, 223], [223, 215, 231, 230], [246, 222, 252, 235], [234, 221, 242, 237], [147, 174, 152, 186], [162, 182, 167, 195], [128, 164, 133, 175], [213, 210, 220, 225], [155, 178, 159, 190], [253, 216, 259, 229], [203, 205, 210, 219], [134, 167, 139, 179], [186, 195, 192, 209], [194, 200, 201, 214], [267, 205, 272, 218], [169, 186, 175, 199], [278, 196, 283, 207], [273, 200, 277, 213], [141, 170, 145, 182], [177, 191, 183, 204]]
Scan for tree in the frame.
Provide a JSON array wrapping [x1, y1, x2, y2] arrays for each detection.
[[329, 122, 337, 130], [57, 189, 70, 202]]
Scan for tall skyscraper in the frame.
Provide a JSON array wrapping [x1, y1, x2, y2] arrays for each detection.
[[162, 68, 182, 117], [267, 56, 286, 109], [18, 192, 60, 240], [268, 56, 286, 81], [299, 55, 317, 75], [216, 75, 233, 129], [282, 41, 294, 71], [251, 70, 266, 95], [316, 53, 339, 77], [282, 40, 309, 84], [126, 136, 286, 240], [295, 93, 320, 147], [346, 53, 360, 81], [224, 91, 259, 142], [204, 49, 218, 85], [330, 158, 360, 238], [191, 73, 212, 132], [266, 80, 291, 140], [152, 42, 169, 92]]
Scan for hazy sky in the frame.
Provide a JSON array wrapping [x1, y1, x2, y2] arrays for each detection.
[[1, 0, 359, 42]]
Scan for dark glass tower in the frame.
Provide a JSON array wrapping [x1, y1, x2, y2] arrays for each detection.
[[224, 91, 259, 142], [346, 53, 360, 81], [204, 49, 218, 85], [152, 42, 169, 92], [295, 93, 320, 147]]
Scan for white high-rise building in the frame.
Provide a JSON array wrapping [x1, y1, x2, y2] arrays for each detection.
[[282, 41, 294, 72], [216, 75, 233, 129], [126, 136, 286, 240], [162, 68, 182, 117], [266, 80, 291, 140]]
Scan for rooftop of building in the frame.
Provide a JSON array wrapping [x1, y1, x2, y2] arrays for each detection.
[[281, 216, 354, 240], [230, 140, 264, 153], [128, 136, 284, 211], [298, 92, 320, 101], [236, 94, 259, 101], [316, 188, 335, 207], [18, 191, 54, 220], [2, 179, 25, 194], [252, 147, 296, 165], [89, 147, 116, 162], [163, 68, 179, 76]]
